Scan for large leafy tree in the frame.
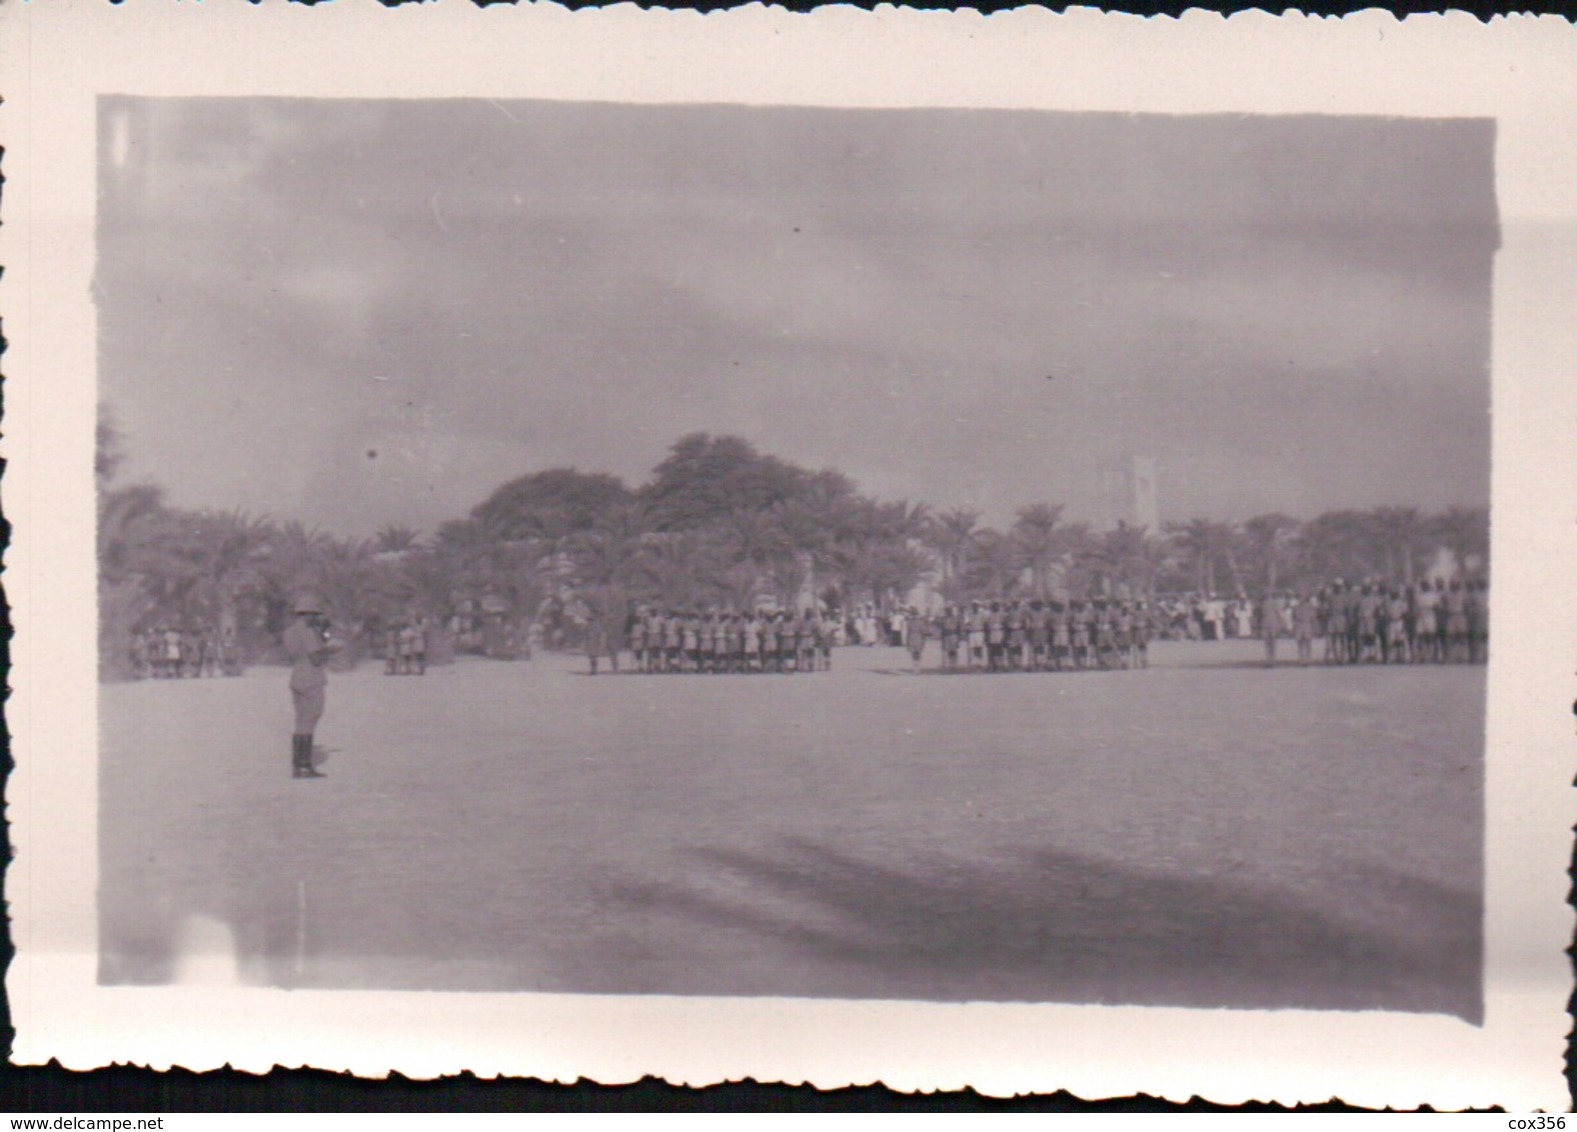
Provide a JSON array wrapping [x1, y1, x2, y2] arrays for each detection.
[[471, 467, 632, 546], [99, 408, 1493, 672], [637, 529, 735, 610], [567, 501, 651, 590], [430, 517, 546, 618], [641, 433, 810, 531]]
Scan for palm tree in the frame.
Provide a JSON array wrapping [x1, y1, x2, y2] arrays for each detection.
[[1075, 524, 1144, 598], [187, 509, 276, 632], [1048, 521, 1097, 597], [875, 499, 933, 606], [925, 508, 981, 590], [962, 528, 1023, 600], [128, 510, 215, 618], [838, 536, 932, 609], [876, 542, 933, 607], [770, 498, 837, 609], [1092, 523, 1172, 598], [433, 518, 552, 628], [398, 542, 458, 616], [374, 524, 424, 556], [311, 535, 384, 652], [1010, 503, 1065, 598], [1166, 519, 1208, 594], [877, 499, 931, 543], [1131, 532, 1176, 598], [826, 503, 880, 607], [251, 520, 337, 634], [268, 520, 335, 576], [1166, 518, 1236, 595]]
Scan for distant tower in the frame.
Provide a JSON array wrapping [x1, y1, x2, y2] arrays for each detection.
[[1098, 456, 1160, 532], [1131, 456, 1159, 532]]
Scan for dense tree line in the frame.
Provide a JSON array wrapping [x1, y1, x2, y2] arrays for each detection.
[[97, 416, 1488, 680]]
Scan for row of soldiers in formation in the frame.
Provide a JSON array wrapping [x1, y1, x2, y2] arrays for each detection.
[[128, 575, 1487, 682], [923, 600, 1154, 673], [1299, 576, 1488, 666], [587, 576, 1488, 675], [128, 623, 243, 679], [594, 607, 842, 674], [589, 601, 1160, 675]]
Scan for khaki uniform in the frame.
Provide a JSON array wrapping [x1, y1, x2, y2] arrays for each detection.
[[284, 618, 328, 733]]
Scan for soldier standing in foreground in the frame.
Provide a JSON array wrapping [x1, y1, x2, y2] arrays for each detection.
[[1260, 591, 1285, 667], [411, 616, 429, 676], [903, 606, 929, 674], [586, 612, 609, 676], [284, 594, 339, 780], [1292, 592, 1319, 666]]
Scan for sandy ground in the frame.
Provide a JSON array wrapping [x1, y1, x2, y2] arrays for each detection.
[[99, 639, 1483, 1019]]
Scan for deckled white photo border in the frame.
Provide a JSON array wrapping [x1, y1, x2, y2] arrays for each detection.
[[2, 2, 1572, 1109]]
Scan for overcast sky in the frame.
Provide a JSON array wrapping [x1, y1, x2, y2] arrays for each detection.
[[98, 98, 1496, 538]]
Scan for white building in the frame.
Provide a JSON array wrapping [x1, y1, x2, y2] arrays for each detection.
[[1098, 455, 1160, 533]]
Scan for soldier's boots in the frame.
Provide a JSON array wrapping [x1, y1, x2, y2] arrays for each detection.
[[292, 734, 326, 779]]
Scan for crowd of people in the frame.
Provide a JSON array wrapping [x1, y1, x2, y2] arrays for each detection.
[[1300, 576, 1488, 666], [148, 579, 1485, 784], [127, 622, 242, 679], [574, 600, 1155, 676], [1146, 577, 1488, 665], [580, 575, 1488, 675], [123, 575, 1487, 685]]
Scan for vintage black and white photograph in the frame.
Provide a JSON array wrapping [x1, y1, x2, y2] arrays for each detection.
[[93, 96, 1496, 1019], [4, 1, 1572, 1107]]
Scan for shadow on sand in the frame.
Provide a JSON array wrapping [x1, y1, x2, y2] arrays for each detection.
[[100, 833, 1480, 1021], [575, 838, 1481, 1021]]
